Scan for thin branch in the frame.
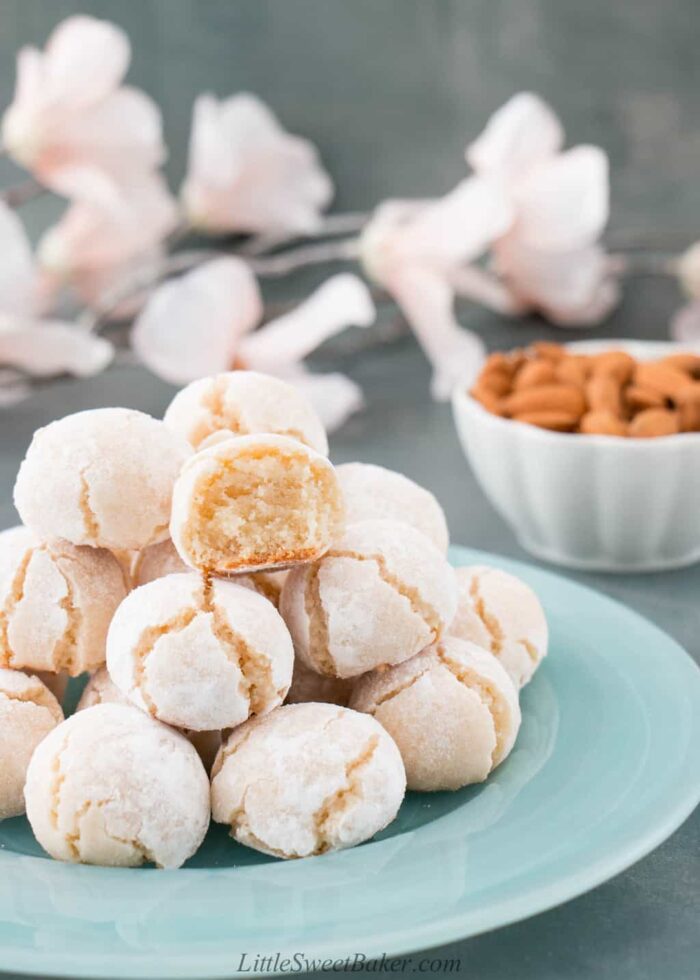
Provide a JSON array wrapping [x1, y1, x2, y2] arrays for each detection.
[[451, 265, 525, 315], [0, 177, 45, 208]]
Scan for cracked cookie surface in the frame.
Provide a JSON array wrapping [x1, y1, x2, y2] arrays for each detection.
[[211, 703, 405, 858], [24, 703, 210, 868], [107, 572, 293, 731]]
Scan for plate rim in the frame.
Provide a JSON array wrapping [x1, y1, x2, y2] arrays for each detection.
[[1, 545, 699, 979]]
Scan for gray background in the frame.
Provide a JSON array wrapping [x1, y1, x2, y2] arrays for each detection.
[[0, 2, 698, 979]]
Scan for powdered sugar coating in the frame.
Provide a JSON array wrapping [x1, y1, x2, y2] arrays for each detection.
[[107, 573, 293, 731], [14, 408, 191, 551], [351, 637, 521, 791], [337, 463, 449, 552], [280, 519, 458, 678], [211, 703, 405, 858], [0, 668, 63, 819], [450, 565, 548, 687], [0, 526, 127, 676], [24, 703, 209, 868], [170, 433, 344, 574], [76, 667, 222, 772], [163, 371, 328, 454]]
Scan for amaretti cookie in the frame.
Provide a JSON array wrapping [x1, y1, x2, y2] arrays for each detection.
[[77, 667, 222, 772], [351, 638, 521, 791], [0, 668, 63, 819], [286, 658, 355, 707], [450, 565, 548, 687], [337, 462, 449, 552], [170, 434, 344, 574], [25, 704, 210, 868], [280, 519, 457, 678], [164, 370, 328, 454], [211, 703, 405, 858], [107, 573, 293, 731], [0, 526, 126, 675], [14, 408, 191, 551]]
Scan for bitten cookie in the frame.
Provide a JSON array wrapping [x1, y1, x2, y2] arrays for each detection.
[[170, 434, 344, 574], [211, 703, 405, 858], [0, 526, 127, 675], [107, 573, 293, 731], [25, 704, 210, 868], [337, 462, 449, 552], [351, 638, 521, 791], [0, 668, 63, 819], [449, 565, 548, 687], [14, 408, 191, 551], [163, 371, 328, 454], [280, 519, 457, 678]]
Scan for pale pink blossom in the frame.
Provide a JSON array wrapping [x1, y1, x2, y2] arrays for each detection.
[[669, 243, 700, 346], [0, 201, 35, 316], [465, 92, 618, 326], [2, 16, 165, 207], [0, 317, 113, 379], [360, 178, 512, 398], [37, 174, 178, 312], [181, 93, 333, 235], [132, 260, 374, 429]]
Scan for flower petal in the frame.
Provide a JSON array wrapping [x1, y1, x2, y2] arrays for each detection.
[[0, 202, 35, 317], [0, 319, 114, 377], [512, 146, 609, 250], [43, 15, 130, 108], [389, 266, 485, 399], [182, 92, 333, 235], [132, 258, 262, 385], [277, 367, 365, 432], [467, 92, 564, 180], [240, 273, 375, 370], [670, 302, 700, 347]]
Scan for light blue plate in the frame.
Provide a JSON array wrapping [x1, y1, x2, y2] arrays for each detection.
[[1, 546, 699, 979]]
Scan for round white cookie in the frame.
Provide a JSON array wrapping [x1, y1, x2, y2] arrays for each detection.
[[351, 637, 521, 791], [163, 370, 328, 454], [14, 408, 190, 551], [24, 703, 210, 868], [449, 565, 548, 687], [280, 519, 457, 678], [337, 462, 449, 552], [0, 526, 127, 676], [0, 668, 63, 819], [211, 703, 406, 858], [107, 573, 293, 731]]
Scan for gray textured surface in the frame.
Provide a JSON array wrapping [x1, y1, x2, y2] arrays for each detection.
[[0, 1, 698, 979]]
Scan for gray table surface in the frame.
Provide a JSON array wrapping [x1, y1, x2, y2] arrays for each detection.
[[0, 1, 698, 978]]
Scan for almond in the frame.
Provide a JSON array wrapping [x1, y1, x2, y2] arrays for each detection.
[[593, 350, 636, 384], [679, 400, 700, 432], [513, 360, 557, 389], [513, 411, 579, 432], [628, 408, 680, 438], [624, 384, 666, 412], [580, 411, 628, 436], [478, 369, 512, 397], [659, 353, 700, 378], [531, 341, 566, 362], [470, 383, 504, 415], [674, 382, 700, 405], [634, 362, 693, 399], [502, 384, 586, 419], [555, 356, 589, 388], [586, 374, 622, 416]]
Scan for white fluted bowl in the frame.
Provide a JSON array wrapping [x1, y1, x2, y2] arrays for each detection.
[[452, 340, 700, 572]]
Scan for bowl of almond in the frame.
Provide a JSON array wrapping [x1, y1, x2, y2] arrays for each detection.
[[452, 339, 700, 571]]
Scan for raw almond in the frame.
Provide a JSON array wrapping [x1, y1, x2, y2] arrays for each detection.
[[580, 411, 628, 436], [624, 384, 666, 412], [659, 353, 700, 378], [555, 356, 589, 388], [531, 341, 566, 362], [634, 362, 693, 399], [470, 383, 504, 415], [628, 408, 680, 438], [513, 411, 579, 432], [593, 350, 636, 384], [478, 369, 512, 396], [678, 400, 700, 432], [586, 374, 622, 416], [674, 382, 700, 405], [513, 360, 557, 389], [502, 384, 586, 419]]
